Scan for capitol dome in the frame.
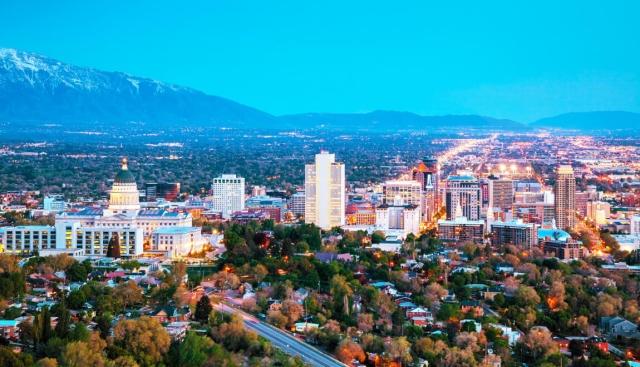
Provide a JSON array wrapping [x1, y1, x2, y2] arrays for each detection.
[[108, 158, 140, 212], [114, 159, 136, 184]]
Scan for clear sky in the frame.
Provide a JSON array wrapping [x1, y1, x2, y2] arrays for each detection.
[[1, 1, 638, 121]]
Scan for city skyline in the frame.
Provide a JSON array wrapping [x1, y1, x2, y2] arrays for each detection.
[[2, 3, 640, 367]]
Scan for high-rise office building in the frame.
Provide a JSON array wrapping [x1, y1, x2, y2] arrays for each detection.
[[290, 191, 306, 216], [489, 178, 514, 211], [145, 182, 181, 202], [304, 151, 345, 229], [554, 165, 576, 230], [383, 180, 422, 207], [444, 174, 481, 221], [412, 157, 439, 222], [490, 220, 537, 249], [212, 174, 245, 219]]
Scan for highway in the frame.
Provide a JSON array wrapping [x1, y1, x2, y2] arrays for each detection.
[[215, 303, 348, 367]]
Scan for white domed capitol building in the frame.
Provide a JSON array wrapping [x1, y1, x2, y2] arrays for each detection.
[[0, 159, 206, 258]]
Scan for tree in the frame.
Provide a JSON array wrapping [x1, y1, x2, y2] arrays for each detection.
[[113, 281, 143, 309], [329, 275, 353, 317], [61, 340, 105, 367], [210, 271, 240, 290], [111, 356, 140, 367], [335, 339, 365, 364], [517, 327, 558, 361], [357, 313, 375, 333], [172, 261, 187, 284], [95, 314, 112, 340], [213, 315, 259, 352], [442, 347, 477, 367], [66, 290, 87, 310], [254, 264, 269, 283], [547, 281, 568, 311], [515, 285, 541, 307], [106, 233, 121, 258], [281, 300, 304, 326], [194, 295, 213, 323], [54, 305, 71, 339], [33, 306, 53, 345], [424, 282, 448, 306], [36, 358, 58, 367], [113, 317, 170, 367], [0, 345, 34, 367], [66, 262, 88, 282], [597, 293, 622, 317], [267, 310, 288, 329], [47, 254, 76, 272], [413, 337, 447, 361], [385, 337, 413, 365], [68, 322, 90, 342], [177, 332, 216, 367], [371, 231, 385, 244], [0, 254, 20, 273]]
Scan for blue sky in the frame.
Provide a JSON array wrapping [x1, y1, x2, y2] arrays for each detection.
[[1, 1, 638, 121]]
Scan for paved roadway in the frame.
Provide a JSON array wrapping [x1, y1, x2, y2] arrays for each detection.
[[215, 303, 348, 367]]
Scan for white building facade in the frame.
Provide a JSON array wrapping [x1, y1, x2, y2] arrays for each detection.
[[1, 159, 199, 259], [304, 151, 345, 229], [211, 174, 245, 219]]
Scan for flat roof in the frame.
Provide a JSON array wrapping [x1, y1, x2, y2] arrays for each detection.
[[153, 226, 200, 235], [0, 225, 55, 231]]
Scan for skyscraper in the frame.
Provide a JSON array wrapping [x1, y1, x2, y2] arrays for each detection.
[[554, 165, 576, 230], [212, 174, 245, 219], [444, 174, 481, 221], [412, 157, 439, 222], [489, 177, 514, 211], [383, 180, 422, 207], [304, 151, 345, 229]]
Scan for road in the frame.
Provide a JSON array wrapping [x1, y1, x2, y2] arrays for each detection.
[[215, 303, 348, 367]]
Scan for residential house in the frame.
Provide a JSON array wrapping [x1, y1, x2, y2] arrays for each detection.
[[0, 320, 20, 340], [150, 305, 191, 323], [600, 316, 639, 338]]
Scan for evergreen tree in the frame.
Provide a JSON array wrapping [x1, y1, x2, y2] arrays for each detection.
[[194, 295, 212, 323], [106, 233, 121, 258], [54, 305, 71, 339]]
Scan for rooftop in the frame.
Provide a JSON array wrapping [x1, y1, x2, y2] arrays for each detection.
[[153, 226, 200, 235], [538, 228, 570, 242], [447, 175, 478, 182]]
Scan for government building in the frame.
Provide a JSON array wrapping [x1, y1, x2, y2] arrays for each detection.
[[0, 159, 205, 258]]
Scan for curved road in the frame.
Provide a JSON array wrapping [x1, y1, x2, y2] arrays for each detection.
[[215, 303, 348, 367]]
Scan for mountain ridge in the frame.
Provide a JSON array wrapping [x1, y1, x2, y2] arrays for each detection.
[[532, 111, 640, 130], [1, 48, 637, 132]]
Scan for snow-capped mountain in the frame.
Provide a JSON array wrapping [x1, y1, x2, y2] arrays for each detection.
[[0, 48, 274, 128]]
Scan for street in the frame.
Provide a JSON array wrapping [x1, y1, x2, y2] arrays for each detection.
[[215, 303, 348, 367]]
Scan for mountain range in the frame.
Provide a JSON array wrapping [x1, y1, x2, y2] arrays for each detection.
[[1, 48, 638, 132]]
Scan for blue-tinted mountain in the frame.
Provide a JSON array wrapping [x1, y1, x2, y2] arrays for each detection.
[[533, 111, 640, 131], [278, 111, 526, 131], [0, 48, 543, 133], [0, 48, 275, 129]]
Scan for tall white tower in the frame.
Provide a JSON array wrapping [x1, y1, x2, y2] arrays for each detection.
[[554, 165, 576, 230], [212, 174, 245, 219], [304, 151, 345, 229]]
